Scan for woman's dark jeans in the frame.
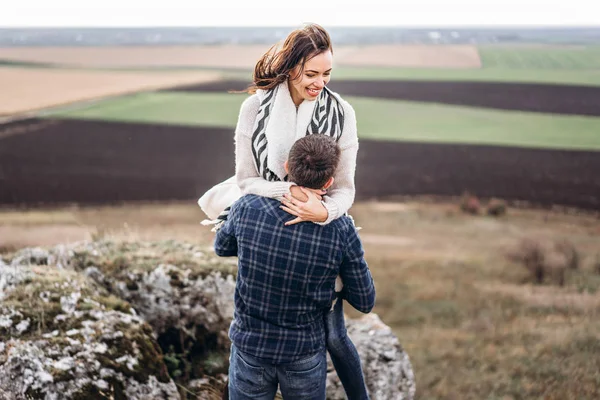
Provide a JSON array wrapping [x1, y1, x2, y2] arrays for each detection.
[[325, 294, 370, 400]]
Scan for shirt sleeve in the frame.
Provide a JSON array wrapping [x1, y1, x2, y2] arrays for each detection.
[[235, 95, 295, 200], [338, 223, 375, 313], [317, 101, 359, 225], [214, 206, 238, 257]]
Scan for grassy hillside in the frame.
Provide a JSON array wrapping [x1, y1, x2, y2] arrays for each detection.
[[2, 200, 600, 399]]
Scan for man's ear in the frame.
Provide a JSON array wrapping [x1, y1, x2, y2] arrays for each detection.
[[284, 160, 289, 174], [322, 177, 334, 190]]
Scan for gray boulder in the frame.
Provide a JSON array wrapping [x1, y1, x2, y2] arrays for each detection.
[[0, 264, 178, 399], [326, 313, 416, 400]]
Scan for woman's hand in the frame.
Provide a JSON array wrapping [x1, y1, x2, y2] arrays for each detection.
[[281, 186, 328, 225]]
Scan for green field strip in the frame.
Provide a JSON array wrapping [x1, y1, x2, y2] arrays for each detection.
[[478, 46, 600, 70], [46, 91, 600, 151], [3, 59, 600, 87], [0, 59, 57, 68], [45, 91, 243, 128], [221, 67, 600, 87], [346, 96, 600, 150]]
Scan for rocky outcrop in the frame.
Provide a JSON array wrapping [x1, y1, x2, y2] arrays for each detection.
[[0, 240, 415, 399], [326, 314, 416, 400], [0, 263, 178, 399]]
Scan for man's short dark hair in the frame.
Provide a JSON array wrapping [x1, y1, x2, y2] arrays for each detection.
[[287, 135, 341, 189]]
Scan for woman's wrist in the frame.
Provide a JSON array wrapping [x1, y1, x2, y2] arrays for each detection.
[[317, 200, 329, 222]]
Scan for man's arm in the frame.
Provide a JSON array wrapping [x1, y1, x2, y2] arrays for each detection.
[[214, 207, 238, 257], [338, 225, 375, 313]]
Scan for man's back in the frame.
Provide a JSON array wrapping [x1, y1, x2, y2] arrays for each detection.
[[215, 194, 375, 364]]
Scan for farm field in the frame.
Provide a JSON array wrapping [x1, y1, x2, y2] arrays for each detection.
[[222, 66, 600, 86], [479, 45, 600, 69], [170, 78, 600, 116], [1, 117, 599, 210], [0, 44, 481, 69], [2, 40, 600, 400], [0, 66, 219, 116], [2, 44, 600, 87], [47, 91, 600, 151]]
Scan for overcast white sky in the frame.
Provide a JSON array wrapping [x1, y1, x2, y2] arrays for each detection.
[[1, 0, 599, 27]]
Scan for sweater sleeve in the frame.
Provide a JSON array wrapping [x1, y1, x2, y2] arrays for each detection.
[[317, 100, 359, 225], [235, 95, 294, 200]]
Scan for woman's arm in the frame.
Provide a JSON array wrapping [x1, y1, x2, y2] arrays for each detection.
[[318, 138, 358, 225], [283, 101, 358, 226], [235, 95, 294, 200]]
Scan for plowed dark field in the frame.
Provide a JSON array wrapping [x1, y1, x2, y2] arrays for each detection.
[[165, 79, 600, 116], [1, 118, 599, 210]]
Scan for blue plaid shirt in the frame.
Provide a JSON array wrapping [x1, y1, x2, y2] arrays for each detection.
[[214, 194, 375, 364]]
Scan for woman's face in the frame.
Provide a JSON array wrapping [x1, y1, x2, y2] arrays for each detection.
[[288, 50, 333, 106]]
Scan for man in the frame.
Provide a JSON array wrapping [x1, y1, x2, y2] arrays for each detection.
[[214, 135, 375, 400]]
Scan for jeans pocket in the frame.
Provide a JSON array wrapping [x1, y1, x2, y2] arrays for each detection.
[[233, 351, 265, 394], [285, 354, 324, 394]]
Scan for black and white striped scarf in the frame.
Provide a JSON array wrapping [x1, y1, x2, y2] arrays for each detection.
[[251, 85, 345, 182]]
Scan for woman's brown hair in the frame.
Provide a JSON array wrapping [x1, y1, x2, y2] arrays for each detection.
[[245, 24, 332, 94]]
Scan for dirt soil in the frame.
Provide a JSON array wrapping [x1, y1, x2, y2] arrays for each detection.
[[1, 118, 599, 210], [0, 67, 220, 116], [167, 79, 600, 116]]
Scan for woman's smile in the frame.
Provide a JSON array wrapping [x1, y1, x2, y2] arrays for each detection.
[[306, 87, 321, 97]]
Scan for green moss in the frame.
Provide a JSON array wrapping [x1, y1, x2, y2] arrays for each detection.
[[97, 295, 132, 314], [97, 323, 170, 385], [201, 350, 230, 376], [69, 241, 237, 283]]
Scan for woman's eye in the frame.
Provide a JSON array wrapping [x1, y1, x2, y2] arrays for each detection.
[[306, 74, 315, 78]]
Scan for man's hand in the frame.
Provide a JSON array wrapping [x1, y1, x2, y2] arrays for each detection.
[[281, 187, 328, 225]]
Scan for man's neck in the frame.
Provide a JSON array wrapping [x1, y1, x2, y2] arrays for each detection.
[[290, 185, 309, 202]]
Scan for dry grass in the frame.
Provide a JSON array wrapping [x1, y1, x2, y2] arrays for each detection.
[[1, 199, 600, 399], [348, 200, 600, 399], [0, 44, 481, 70], [0, 201, 213, 250], [0, 67, 219, 116]]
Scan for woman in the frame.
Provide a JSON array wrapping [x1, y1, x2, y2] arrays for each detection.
[[200, 23, 368, 399]]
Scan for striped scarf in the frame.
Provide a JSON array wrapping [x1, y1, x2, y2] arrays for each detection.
[[251, 85, 345, 182]]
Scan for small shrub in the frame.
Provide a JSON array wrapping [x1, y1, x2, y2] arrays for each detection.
[[507, 238, 580, 286], [554, 239, 579, 270], [459, 192, 480, 215], [486, 198, 507, 217]]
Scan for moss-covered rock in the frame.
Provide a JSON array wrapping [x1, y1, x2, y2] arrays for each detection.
[[1, 240, 237, 399], [0, 262, 178, 399]]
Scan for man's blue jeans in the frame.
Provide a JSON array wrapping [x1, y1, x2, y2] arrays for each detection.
[[228, 344, 327, 400]]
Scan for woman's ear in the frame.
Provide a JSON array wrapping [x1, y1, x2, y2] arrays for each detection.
[[322, 177, 334, 190], [284, 160, 289, 174]]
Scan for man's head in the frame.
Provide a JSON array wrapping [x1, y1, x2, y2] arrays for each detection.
[[285, 134, 341, 190]]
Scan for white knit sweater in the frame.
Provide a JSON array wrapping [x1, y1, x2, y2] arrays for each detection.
[[234, 81, 359, 225]]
